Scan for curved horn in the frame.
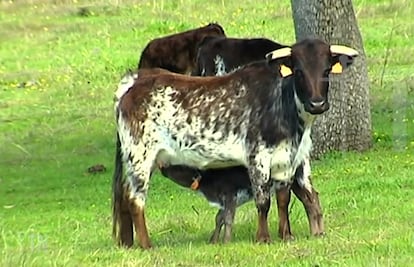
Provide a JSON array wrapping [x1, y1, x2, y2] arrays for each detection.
[[330, 45, 359, 57], [266, 47, 292, 60]]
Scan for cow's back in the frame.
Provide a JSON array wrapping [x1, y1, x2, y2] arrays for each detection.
[[194, 37, 286, 76], [137, 23, 226, 74]]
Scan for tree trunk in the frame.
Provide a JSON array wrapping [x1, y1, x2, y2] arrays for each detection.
[[291, 0, 372, 158]]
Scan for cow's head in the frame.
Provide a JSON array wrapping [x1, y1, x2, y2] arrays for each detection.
[[266, 39, 358, 115], [203, 22, 226, 37]]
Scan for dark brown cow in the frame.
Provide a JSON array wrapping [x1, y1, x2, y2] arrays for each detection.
[[192, 36, 287, 76], [112, 38, 358, 249], [137, 23, 226, 75]]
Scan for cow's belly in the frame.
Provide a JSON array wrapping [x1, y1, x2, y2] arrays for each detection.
[[156, 136, 248, 170]]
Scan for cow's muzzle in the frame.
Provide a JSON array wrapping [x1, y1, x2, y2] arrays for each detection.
[[305, 100, 329, 114]]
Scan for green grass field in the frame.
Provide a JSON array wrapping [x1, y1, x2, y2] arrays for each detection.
[[1, 0, 413, 266]]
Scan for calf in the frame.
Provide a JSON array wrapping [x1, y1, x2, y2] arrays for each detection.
[[192, 36, 287, 76], [112, 38, 358, 249], [159, 160, 319, 244], [160, 165, 251, 244], [137, 23, 226, 75]]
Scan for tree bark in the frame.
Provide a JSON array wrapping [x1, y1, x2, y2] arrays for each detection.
[[291, 0, 372, 158]]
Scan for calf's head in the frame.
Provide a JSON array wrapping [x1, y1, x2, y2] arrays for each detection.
[[196, 23, 226, 45], [203, 23, 226, 36], [159, 165, 201, 190], [266, 39, 358, 115]]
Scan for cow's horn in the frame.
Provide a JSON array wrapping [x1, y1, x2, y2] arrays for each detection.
[[266, 47, 292, 60], [330, 45, 359, 57]]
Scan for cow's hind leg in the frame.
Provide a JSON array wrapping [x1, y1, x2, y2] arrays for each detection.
[[291, 177, 324, 237], [275, 183, 294, 241], [112, 133, 134, 248], [209, 209, 225, 244], [119, 189, 134, 247], [125, 160, 154, 249], [129, 197, 151, 249]]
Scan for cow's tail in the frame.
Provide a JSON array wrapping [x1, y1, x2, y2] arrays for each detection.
[[112, 132, 124, 240], [112, 70, 137, 242], [114, 69, 136, 107]]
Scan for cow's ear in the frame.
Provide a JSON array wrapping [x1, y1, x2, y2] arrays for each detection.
[[330, 45, 359, 74], [266, 47, 293, 77]]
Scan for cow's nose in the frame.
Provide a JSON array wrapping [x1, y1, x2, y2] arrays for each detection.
[[309, 100, 326, 109]]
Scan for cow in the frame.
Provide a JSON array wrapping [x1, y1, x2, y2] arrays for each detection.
[[190, 35, 325, 242], [159, 160, 320, 244], [192, 36, 287, 76], [112, 38, 359, 249], [137, 23, 226, 75]]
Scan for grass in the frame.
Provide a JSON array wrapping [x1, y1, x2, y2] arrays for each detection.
[[0, 0, 413, 266]]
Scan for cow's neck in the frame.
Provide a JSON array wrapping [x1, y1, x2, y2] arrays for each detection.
[[293, 88, 316, 130], [290, 87, 316, 169]]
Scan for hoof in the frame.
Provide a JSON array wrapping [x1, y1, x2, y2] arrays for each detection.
[[118, 236, 134, 248], [281, 234, 295, 242], [118, 241, 133, 249], [314, 231, 326, 238], [140, 243, 152, 250], [256, 235, 272, 244], [209, 232, 220, 244], [139, 239, 152, 250]]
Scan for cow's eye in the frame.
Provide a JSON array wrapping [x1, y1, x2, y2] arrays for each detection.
[[295, 69, 303, 77]]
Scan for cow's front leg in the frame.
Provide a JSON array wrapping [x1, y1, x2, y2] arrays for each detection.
[[248, 154, 272, 244], [275, 182, 294, 241], [292, 158, 325, 237]]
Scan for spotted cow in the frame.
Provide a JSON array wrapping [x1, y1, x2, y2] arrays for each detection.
[[112, 38, 359, 249], [189, 35, 323, 242]]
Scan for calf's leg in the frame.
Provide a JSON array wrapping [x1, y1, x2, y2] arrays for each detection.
[[209, 209, 225, 244], [222, 196, 237, 243], [209, 196, 237, 244]]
